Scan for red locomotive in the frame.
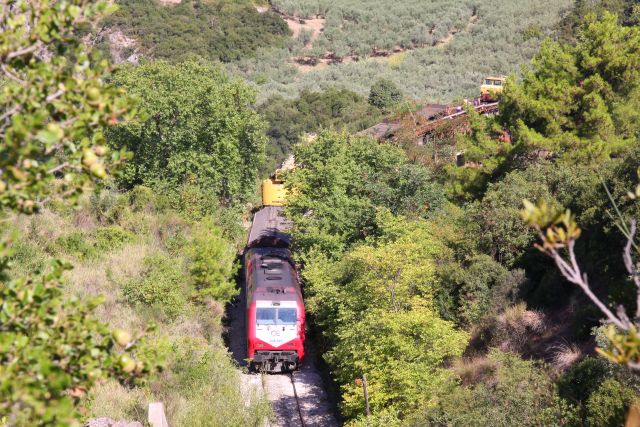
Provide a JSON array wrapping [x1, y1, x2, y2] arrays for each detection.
[[245, 205, 305, 372]]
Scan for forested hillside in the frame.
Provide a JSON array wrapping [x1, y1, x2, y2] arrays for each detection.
[[2, 0, 640, 426]]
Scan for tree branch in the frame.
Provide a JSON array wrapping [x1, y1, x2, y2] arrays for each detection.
[[547, 239, 628, 330], [6, 41, 43, 60]]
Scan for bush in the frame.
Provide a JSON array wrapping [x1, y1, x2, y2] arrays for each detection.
[[159, 339, 271, 426], [410, 350, 572, 426], [56, 231, 97, 260], [368, 79, 403, 110], [586, 379, 637, 427], [121, 255, 188, 319], [188, 221, 238, 304], [95, 226, 136, 252], [558, 358, 640, 426]]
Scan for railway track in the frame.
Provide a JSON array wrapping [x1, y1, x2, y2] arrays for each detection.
[[256, 349, 339, 427], [261, 372, 307, 427]]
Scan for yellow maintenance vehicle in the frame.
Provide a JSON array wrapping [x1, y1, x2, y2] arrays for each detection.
[[261, 156, 294, 206], [261, 171, 286, 206], [480, 76, 506, 102]]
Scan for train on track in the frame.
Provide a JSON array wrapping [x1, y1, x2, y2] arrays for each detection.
[[244, 164, 305, 372]]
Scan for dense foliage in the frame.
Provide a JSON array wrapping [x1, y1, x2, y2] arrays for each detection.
[[368, 79, 403, 110], [0, 0, 134, 213], [450, 12, 640, 199], [0, 1, 146, 424], [286, 132, 445, 258], [281, 9, 640, 423], [6, 0, 640, 424], [411, 350, 570, 426], [105, 0, 290, 62], [107, 60, 267, 204], [259, 88, 382, 170], [558, 0, 640, 40]]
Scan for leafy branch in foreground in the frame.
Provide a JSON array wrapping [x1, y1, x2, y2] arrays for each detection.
[[521, 193, 640, 369], [1, 1, 152, 424], [0, 0, 136, 213]]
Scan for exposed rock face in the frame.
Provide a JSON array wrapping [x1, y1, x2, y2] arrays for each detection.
[[107, 30, 140, 65]]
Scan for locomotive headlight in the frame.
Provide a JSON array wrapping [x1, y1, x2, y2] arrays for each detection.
[[257, 343, 264, 348]]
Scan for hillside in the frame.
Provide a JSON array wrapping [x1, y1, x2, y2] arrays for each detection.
[[102, 0, 572, 103]]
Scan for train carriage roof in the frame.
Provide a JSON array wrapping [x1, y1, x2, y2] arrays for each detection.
[[247, 206, 292, 248], [246, 247, 302, 304]]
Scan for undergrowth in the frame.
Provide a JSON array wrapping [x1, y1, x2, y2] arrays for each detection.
[[7, 185, 269, 426]]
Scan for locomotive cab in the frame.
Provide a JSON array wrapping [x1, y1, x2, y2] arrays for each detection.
[[244, 248, 305, 372]]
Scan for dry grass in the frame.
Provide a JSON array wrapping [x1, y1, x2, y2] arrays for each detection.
[[12, 208, 71, 243], [550, 343, 582, 370], [495, 303, 547, 353], [453, 356, 500, 386], [87, 379, 149, 421]]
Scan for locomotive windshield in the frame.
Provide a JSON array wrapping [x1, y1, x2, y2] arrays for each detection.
[[256, 307, 297, 325]]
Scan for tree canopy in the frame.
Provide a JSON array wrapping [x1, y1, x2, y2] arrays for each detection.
[[107, 59, 267, 204], [285, 131, 445, 258], [0, 1, 149, 423]]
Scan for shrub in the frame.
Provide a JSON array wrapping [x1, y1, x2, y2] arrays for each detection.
[[121, 254, 188, 319], [410, 350, 572, 426], [90, 191, 130, 225], [160, 339, 271, 426], [56, 231, 97, 260], [368, 79, 403, 110], [585, 379, 637, 427], [558, 357, 640, 426], [188, 221, 238, 304], [95, 226, 136, 252]]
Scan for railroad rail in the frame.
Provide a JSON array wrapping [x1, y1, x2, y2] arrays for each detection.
[[260, 371, 307, 427], [289, 373, 306, 427]]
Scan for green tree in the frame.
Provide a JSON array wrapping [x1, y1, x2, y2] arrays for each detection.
[[301, 214, 467, 422], [368, 79, 403, 110], [188, 219, 238, 303], [107, 59, 267, 204], [502, 12, 639, 158], [0, 1, 147, 424], [286, 131, 444, 258], [259, 88, 382, 171], [452, 13, 640, 201]]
